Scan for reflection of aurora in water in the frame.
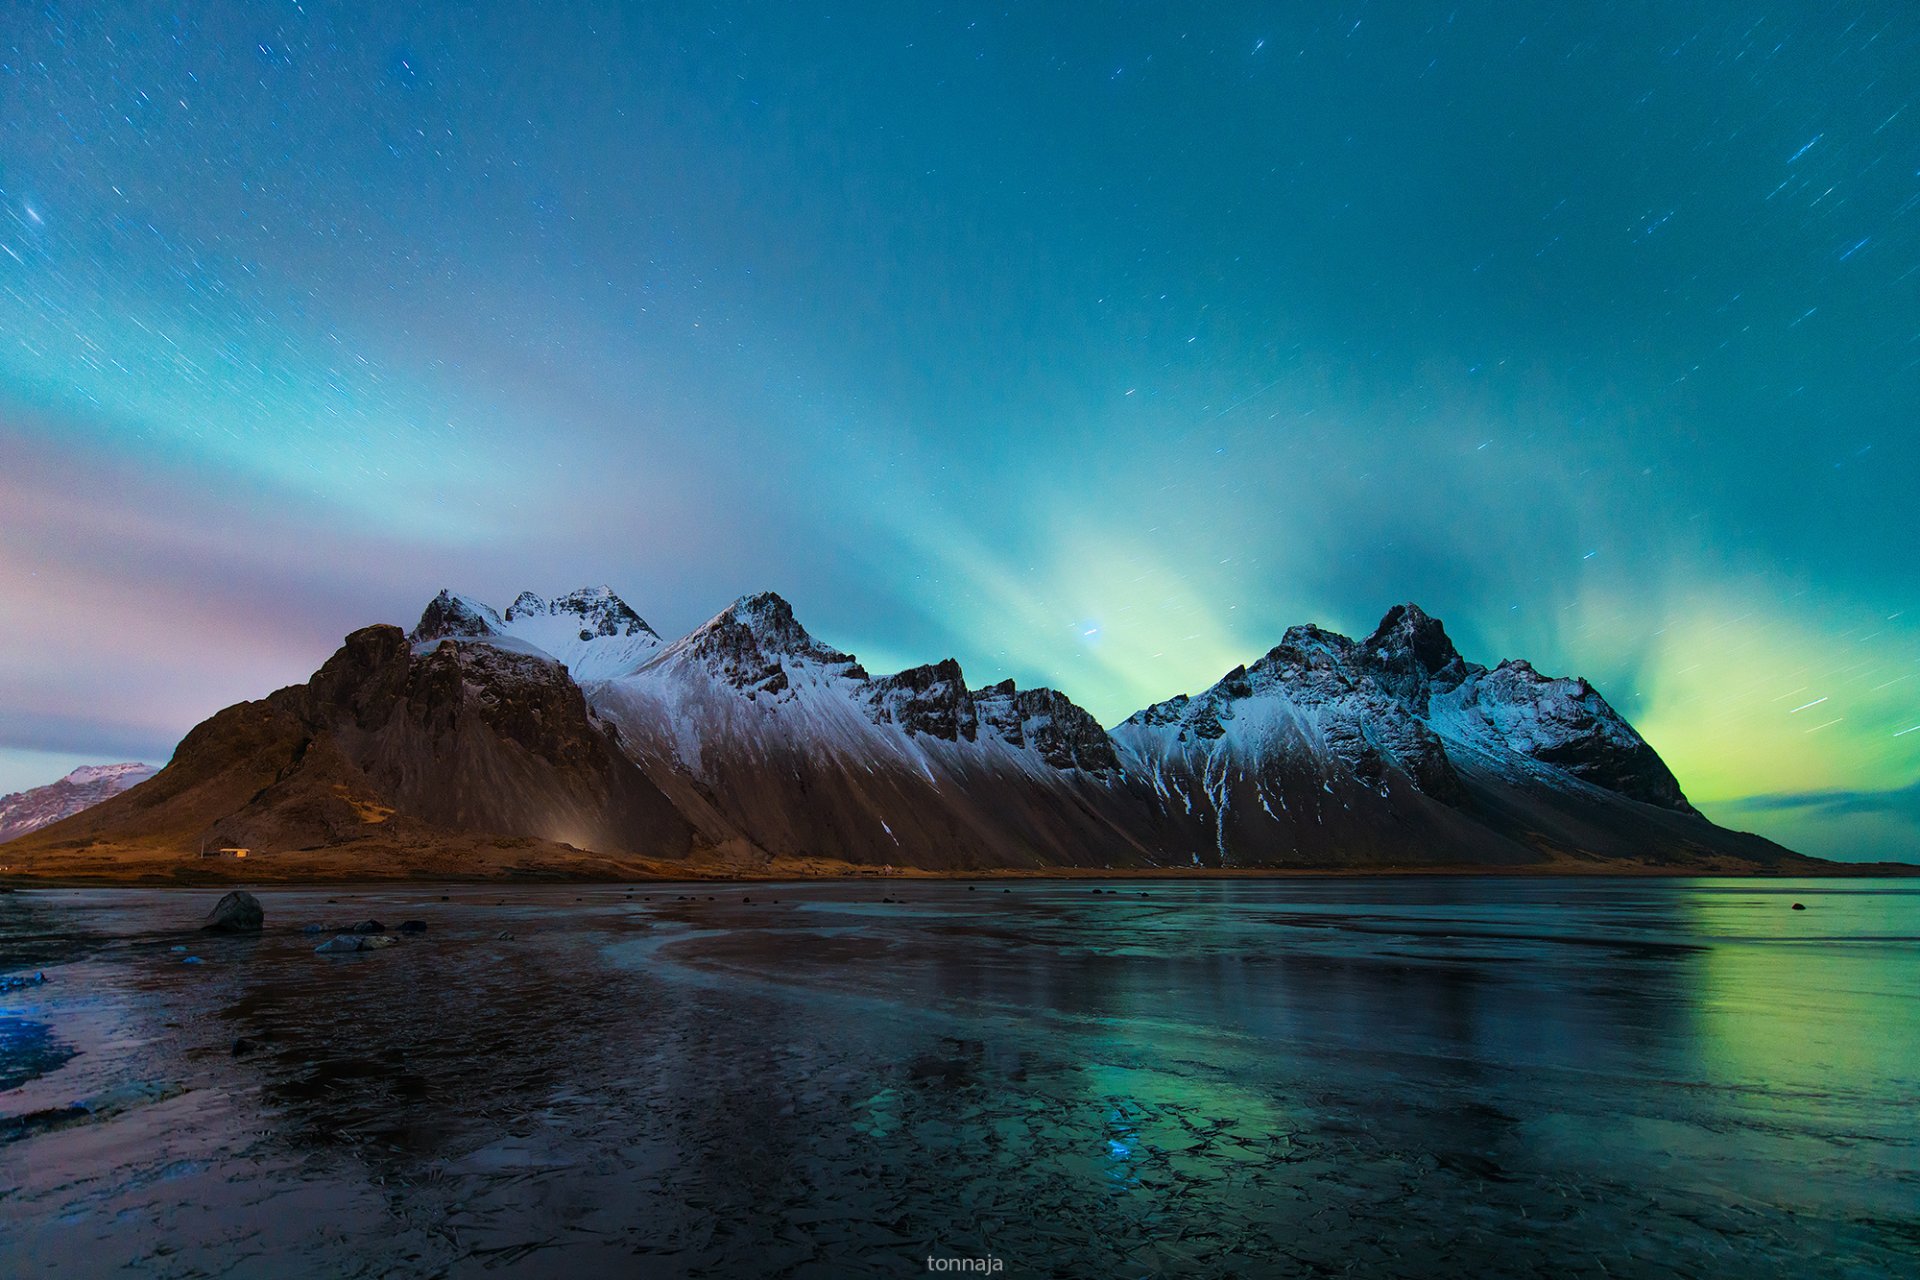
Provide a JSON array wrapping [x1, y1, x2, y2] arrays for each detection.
[[1683, 883, 1919, 1086], [2, 879, 1916, 1277], [0, 1014, 73, 1092]]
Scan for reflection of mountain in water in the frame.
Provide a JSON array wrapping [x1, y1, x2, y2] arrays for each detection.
[[4, 881, 1913, 1277]]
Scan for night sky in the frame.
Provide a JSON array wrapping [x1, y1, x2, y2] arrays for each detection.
[[2, 3, 1916, 859]]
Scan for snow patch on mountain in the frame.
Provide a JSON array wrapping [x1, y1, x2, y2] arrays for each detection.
[[61, 762, 159, 787], [409, 586, 663, 680], [1115, 602, 1693, 816], [590, 592, 1120, 782], [1113, 621, 1463, 803], [400, 588, 1695, 856], [0, 762, 158, 844], [594, 592, 882, 773]]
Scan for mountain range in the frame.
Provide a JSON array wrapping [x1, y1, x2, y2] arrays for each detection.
[[1, 586, 1816, 879], [0, 763, 157, 845]]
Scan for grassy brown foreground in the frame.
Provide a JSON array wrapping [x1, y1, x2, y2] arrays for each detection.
[[1, 834, 1909, 886]]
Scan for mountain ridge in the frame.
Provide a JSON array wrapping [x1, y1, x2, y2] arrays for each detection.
[[1, 584, 1829, 879], [0, 763, 158, 844]]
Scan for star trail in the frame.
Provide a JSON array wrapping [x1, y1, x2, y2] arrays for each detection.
[[1, 2, 1916, 858]]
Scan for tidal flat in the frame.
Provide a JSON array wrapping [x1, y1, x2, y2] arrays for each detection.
[[2, 878, 1916, 1278]]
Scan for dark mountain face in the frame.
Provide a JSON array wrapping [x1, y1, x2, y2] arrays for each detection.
[[973, 681, 1121, 774], [274, 627, 689, 854], [6, 591, 1802, 876], [852, 661, 1119, 773], [866, 660, 977, 741], [1360, 603, 1477, 705], [10, 625, 694, 863]]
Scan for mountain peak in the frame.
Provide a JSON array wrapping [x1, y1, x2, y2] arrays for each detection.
[[1270, 622, 1358, 666], [504, 587, 656, 639], [1361, 602, 1471, 700], [1364, 602, 1450, 651], [971, 681, 1121, 773], [411, 589, 503, 643], [550, 585, 658, 639], [662, 591, 863, 693], [726, 590, 795, 626], [505, 591, 549, 620], [711, 592, 845, 658], [407, 588, 661, 679]]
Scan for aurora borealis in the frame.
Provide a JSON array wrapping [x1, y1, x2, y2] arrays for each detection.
[[1, 3, 1915, 859]]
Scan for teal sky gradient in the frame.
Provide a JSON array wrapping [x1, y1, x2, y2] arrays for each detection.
[[1, 3, 1915, 858]]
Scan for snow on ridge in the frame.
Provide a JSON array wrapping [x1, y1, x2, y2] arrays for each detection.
[[410, 589, 505, 642], [409, 586, 663, 681], [594, 594, 1123, 781], [395, 590, 1685, 811], [1111, 602, 1685, 811], [0, 761, 161, 843], [63, 762, 158, 786]]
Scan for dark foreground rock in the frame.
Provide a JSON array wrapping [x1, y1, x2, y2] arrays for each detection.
[[202, 890, 264, 933], [314, 934, 397, 954]]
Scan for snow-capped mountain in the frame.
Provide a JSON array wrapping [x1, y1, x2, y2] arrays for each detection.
[[2, 588, 1805, 875], [588, 592, 1150, 867], [501, 586, 664, 681], [0, 762, 157, 843], [412, 586, 663, 680], [1112, 604, 1736, 866]]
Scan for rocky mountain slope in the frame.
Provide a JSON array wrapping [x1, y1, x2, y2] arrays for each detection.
[[3, 586, 1814, 877], [1111, 604, 1777, 868], [8, 621, 696, 876], [587, 593, 1154, 868], [0, 763, 157, 843]]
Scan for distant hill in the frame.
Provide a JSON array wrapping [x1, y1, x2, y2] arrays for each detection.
[[0, 763, 157, 844]]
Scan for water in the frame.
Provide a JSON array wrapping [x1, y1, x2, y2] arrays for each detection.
[[1, 878, 1915, 1278]]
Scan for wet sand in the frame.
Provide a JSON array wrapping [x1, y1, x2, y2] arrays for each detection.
[[3, 879, 1917, 1278]]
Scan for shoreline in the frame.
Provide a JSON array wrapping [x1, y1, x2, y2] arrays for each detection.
[[4, 859, 1915, 890], [5, 876, 1913, 1276]]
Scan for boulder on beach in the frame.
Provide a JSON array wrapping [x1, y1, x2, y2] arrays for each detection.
[[202, 890, 264, 933], [314, 934, 398, 954], [348, 919, 386, 934]]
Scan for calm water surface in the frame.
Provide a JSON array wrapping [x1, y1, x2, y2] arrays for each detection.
[[1, 878, 1916, 1278]]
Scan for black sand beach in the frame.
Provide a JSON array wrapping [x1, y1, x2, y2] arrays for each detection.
[[3, 879, 1917, 1278]]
